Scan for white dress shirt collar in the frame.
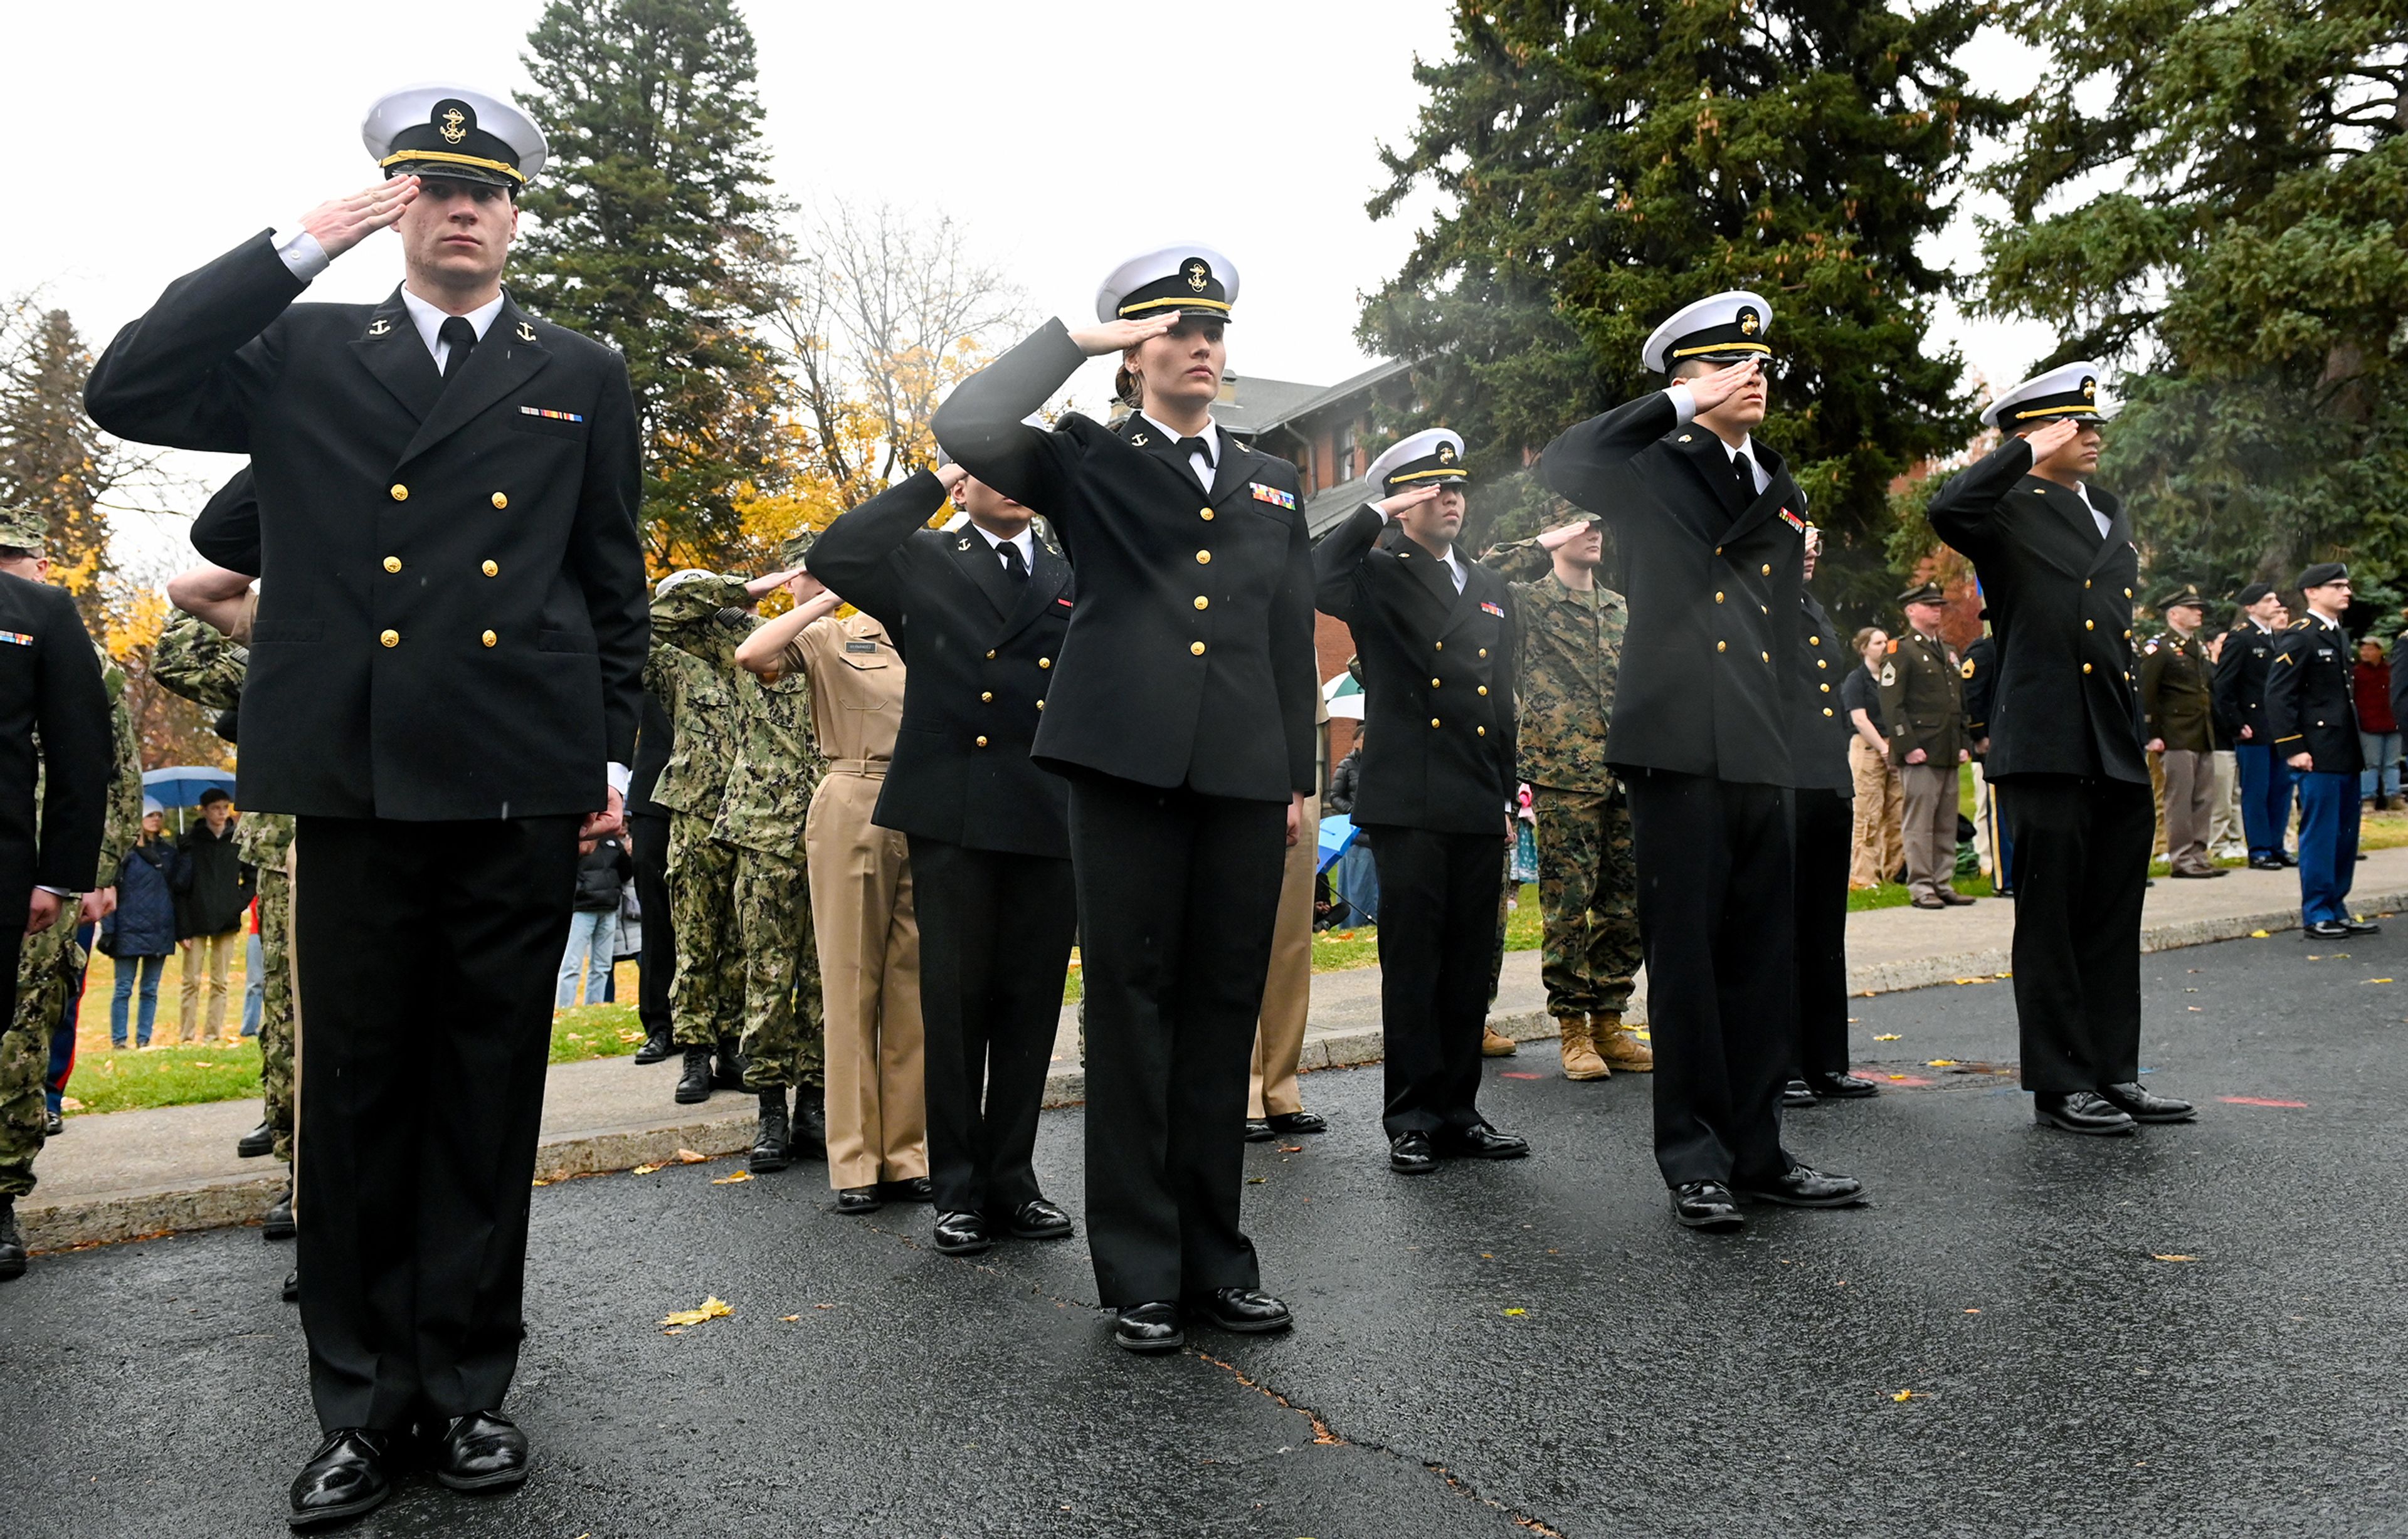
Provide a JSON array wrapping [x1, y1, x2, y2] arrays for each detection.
[[1139, 411, 1222, 491], [399, 286, 507, 370], [971, 522, 1036, 571]]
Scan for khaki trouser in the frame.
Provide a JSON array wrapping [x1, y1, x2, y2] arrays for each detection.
[[1249, 791, 1320, 1119], [805, 763, 928, 1189], [2159, 748, 2218, 873], [2149, 749, 2168, 860], [1847, 738, 1905, 889], [2209, 748, 2241, 851], [1899, 762, 1961, 903], [1970, 760, 1997, 876], [178, 927, 238, 1042]]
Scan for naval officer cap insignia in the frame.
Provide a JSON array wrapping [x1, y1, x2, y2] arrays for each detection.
[[1896, 580, 1946, 608], [1980, 360, 2113, 429], [1364, 429, 1472, 498], [0, 505, 45, 554], [1641, 290, 1774, 373], [1097, 243, 1240, 324], [363, 83, 549, 191], [2300, 561, 2350, 590]]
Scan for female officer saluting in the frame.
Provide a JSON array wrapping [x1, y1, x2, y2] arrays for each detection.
[[934, 246, 1317, 1355]]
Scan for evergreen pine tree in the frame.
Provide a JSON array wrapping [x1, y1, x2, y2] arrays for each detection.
[[0, 302, 117, 631]]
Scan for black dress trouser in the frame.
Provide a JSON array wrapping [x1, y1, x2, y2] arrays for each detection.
[[906, 836, 1078, 1219], [1994, 774, 2152, 1094], [628, 810, 672, 1038], [1622, 769, 1795, 1188], [1790, 789, 1854, 1081], [1366, 825, 1502, 1139], [292, 814, 579, 1433], [1067, 770, 1287, 1306]]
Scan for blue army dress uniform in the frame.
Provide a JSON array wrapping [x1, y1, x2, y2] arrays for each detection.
[[2266, 563, 2370, 938], [1313, 430, 1526, 1173], [1928, 361, 2192, 1134], [2215, 582, 2296, 867], [85, 85, 647, 1505]]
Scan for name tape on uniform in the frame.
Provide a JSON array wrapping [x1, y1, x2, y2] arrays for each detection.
[[843, 639, 877, 654], [1249, 483, 1296, 510]]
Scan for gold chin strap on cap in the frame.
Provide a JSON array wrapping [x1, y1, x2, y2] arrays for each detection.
[[1668, 340, 1773, 360], [2011, 404, 2101, 421], [1385, 468, 1470, 486], [380, 149, 528, 185], [1118, 296, 1233, 317]]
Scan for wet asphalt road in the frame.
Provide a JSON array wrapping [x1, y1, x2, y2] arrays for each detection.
[[4, 923, 2405, 1539]]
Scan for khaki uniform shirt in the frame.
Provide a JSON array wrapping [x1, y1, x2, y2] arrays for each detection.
[[785, 612, 905, 766]]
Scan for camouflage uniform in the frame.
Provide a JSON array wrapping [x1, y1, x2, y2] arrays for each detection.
[[712, 658, 826, 1095], [150, 615, 301, 1159], [647, 576, 754, 1051], [1481, 537, 1645, 1071]]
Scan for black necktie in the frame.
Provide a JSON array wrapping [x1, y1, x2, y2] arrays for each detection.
[[439, 316, 478, 383], [997, 539, 1028, 583], [1730, 449, 1755, 501], [1177, 434, 1216, 469]]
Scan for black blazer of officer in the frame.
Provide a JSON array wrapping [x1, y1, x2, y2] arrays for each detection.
[[1926, 439, 2148, 784], [2266, 618, 2362, 774], [2214, 622, 2283, 747], [931, 320, 1316, 802], [1790, 592, 1854, 794], [1538, 391, 1807, 787], [85, 233, 648, 822], [1962, 634, 1998, 754], [1313, 505, 1516, 834], [806, 469, 1073, 859], [0, 574, 111, 919]]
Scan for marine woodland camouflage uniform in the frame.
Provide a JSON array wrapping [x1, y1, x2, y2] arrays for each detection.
[[0, 639, 142, 1199], [1481, 535, 1646, 1077], [646, 576, 753, 1054], [151, 614, 300, 1160]]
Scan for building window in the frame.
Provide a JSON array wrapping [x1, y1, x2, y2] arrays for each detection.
[[1334, 424, 1358, 482]]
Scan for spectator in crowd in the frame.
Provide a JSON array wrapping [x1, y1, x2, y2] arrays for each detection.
[[103, 804, 179, 1049], [2354, 637, 2399, 811], [1843, 627, 1904, 889], [172, 788, 251, 1043], [557, 831, 632, 1009]]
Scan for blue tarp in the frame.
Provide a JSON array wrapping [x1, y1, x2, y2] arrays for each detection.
[[141, 765, 235, 810]]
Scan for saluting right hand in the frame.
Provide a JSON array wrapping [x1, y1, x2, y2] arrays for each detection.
[[1376, 485, 1442, 519], [2023, 417, 2081, 461], [298, 177, 419, 261], [934, 462, 969, 493], [1684, 357, 1762, 413], [1069, 314, 1181, 356], [1536, 517, 1595, 551]]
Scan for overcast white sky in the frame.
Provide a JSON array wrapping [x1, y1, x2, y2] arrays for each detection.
[[5, 0, 2057, 569]]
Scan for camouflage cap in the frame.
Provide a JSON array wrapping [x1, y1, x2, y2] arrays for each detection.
[[778, 526, 821, 571], [0, 504, 46, 553]]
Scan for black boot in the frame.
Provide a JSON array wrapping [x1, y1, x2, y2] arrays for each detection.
[[631, 1023, 674, 1065], [750, 1090, 791, 1174], [789, 1091, 827, 1160], [235, 1120, 274, 1158], [674, 1046, 714, 1104], [261, 1180, 295, 1241], [712, 1037, 747, 1090], [0, 1197, 24, 1281]]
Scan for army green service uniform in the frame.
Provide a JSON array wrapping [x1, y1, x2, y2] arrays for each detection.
[[1876, 622, 1970, 905], [2140, 611, 2219, 876], [646, 577, 754, 1058], [1481, 535, 1645, 1077]]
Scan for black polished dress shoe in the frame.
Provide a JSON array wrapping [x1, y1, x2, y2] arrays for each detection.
[[282, 1269, 299, 1303], [1671, 1181, 1744, 1232], [2304, 920, 2352, 939], [932, 1210, 992, 1255], [790, 1098, 828, 1158], [2279, 851, 2300, 866], [2248, 854, 2287, 871], [1242, 1118, 1274, 1143], [262, 1184, 296, 1241], [1737, 1165, 1867, 1207], [430, 1410, 529, 1493], [1266, 1110, 1327, 1137], [237, 1120, 275, 1158], [879, 1176, 934, 1203], [1782, 1079, 1819, 1108], [1389, 1130, 1437, 1174], [1440, 1124, 1529, 1160], [834, 1185, 882, 1214], [2098, 1082, 2197, 1123], [749, 1090, 791, 1174], [1807, 1071, 1881, 1100], [1113, 1301, 1184, 1354], [1004, 1197, 1073, 1241], [287, 1428, 394, 1530], [1188, 1286, 1292, 1334], [2034, 1089, 2138, 1135], [2343, 917, 2383, 935], [0, 1199, 25, 1281], [673, 1045, 714, 1104], [631, 1026, 674, 1065]]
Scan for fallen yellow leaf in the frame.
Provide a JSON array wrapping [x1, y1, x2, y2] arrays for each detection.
[[2249, 929, 2271, 938], [1965, 1308, 1982, 1314], [779, 1315, 801, 1322], [1926, 1059, 1958, 1068], [630, 1163, 663, 1176], [2151, 1254, 2199, 1263], [531, 1177, 553, 1188], [1502, 1308, 1526, 1316], [1893, 1389, 1918, 1402], [1874, 1034, 1902, 1042], [1951, 977, 1987, 986], [2365, 979, 2394, 985], [673, 1148, 709, 1164], [710, 1170, 753, 1185], [660, 1295, 734, 1328]]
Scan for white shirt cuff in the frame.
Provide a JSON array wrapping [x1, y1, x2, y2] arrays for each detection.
[[606, 762, 631, 797], [1366, 500, 1392, 523], [34, 885, 66, 898], [269, 226, 330, 281], [1663, 382, 1698, 426]]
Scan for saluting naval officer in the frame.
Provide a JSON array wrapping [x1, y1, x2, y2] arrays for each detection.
[[2268, 564, 2372, 940], [1537, 291, 1866, 1232], [85, 87, 646, 1526], [1314, 429, 1526, 1175], [2140, 587, 2225, 879], [806, 458, 1080, 1254], [1926, 362, 2193, 1137], [934, 245, 1317, 1353], [2215, 582, 2297, 869], [1878, 581, 1975, 909]]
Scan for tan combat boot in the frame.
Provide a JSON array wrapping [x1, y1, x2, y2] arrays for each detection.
[[1557, 1016, 1609, 1080], [1481, 1023, 1519, 1057], [1594, 1013, 1654, 1072]]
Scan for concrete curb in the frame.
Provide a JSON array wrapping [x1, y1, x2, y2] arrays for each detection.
[[26, 886, 2397, 1253]]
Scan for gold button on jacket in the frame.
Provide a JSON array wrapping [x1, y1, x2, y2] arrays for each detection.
[[379, 629, 399, 648], [382, 556, 401, 573], [1190, 641, 1207, 656], [482, 560, 499, 577], [389, 484, 408, 502], [481, 630, 497, 648], [490, 492, 508, 510]]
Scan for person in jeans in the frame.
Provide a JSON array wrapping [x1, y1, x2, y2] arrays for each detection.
[[105, 806, 179, 1048], [557, 832, 631, 1008], [172, 788, 251, 1043], [2353, 638, 2399, 810]]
